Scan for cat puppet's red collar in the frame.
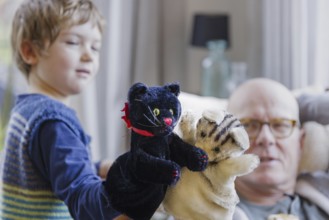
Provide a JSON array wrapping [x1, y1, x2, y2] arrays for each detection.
[[121, 102, 155, 137]]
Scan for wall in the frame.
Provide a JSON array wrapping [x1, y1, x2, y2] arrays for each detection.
[[181, 0, 263, 95]]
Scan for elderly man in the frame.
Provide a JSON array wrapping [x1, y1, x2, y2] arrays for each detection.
[[228, 78, 329, 220]]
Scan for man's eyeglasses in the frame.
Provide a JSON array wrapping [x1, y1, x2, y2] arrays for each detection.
[[239, 118, 298, 139]]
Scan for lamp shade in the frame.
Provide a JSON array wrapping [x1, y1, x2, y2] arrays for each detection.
[[191, 14, 230, 48]]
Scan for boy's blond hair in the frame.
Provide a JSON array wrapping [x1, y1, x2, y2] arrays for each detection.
[[11, 0, 105, 77]]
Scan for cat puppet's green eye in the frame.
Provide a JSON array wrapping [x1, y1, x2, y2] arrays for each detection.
[[153, 108, 160, 116], [169, 109, 174, 115]]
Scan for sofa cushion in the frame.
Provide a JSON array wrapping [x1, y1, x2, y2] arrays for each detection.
[[298, 93, 329, 125]]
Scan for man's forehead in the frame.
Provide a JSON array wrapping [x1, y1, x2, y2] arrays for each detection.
[[228, 79, 299, 113], [233, 94, 299, 119]]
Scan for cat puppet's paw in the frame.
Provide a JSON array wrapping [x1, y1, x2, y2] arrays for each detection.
[[169, 163, 181, 186], [159, 162, 181, 186], [187, 147, 208, 171]]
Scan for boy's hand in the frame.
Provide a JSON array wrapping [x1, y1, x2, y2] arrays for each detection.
[[98, 160, 112, 179], [114, 214, 132, 220]]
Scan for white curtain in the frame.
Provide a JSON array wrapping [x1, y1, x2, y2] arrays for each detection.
[[74, 0, 187, 161], [262, 0, 329, 90], [77, 0, 329, 162]]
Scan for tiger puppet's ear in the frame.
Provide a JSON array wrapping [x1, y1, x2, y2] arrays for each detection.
[[177, 110, 200, 145], [229, 126, 250, 151], [202, 109, 226, 123]]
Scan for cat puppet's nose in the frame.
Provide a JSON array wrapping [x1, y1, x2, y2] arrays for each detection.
[[164, 118, 172, 126]]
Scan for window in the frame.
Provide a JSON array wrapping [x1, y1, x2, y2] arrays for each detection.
[[0, 0, 26, 149]]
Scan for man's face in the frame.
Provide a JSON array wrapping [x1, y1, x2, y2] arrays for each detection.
[[229, 85, 303, 193]]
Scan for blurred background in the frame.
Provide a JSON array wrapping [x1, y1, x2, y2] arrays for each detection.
[[1, 0, 329, 161]]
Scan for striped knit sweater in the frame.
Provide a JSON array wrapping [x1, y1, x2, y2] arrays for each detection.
[[0, 94, 88, 219]]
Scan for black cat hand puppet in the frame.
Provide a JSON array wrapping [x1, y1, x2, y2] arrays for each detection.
[[104, 82, 208, 220]]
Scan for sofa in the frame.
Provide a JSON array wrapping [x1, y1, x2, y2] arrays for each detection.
[[173, 91, 329, 220]]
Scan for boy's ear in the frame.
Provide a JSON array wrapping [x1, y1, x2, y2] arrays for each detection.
[[20, 41, 38, 65]]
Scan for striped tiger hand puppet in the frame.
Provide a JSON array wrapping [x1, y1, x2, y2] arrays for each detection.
[[163, 109, 260, 220]]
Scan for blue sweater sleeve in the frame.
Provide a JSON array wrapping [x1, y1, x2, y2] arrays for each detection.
[[30, 120, 120, 220]]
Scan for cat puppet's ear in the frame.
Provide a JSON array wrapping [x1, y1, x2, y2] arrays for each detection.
[[128, 82, 148, 101], [165, 82, 180, 97]]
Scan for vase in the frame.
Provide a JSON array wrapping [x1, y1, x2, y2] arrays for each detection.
[[201, 40, 233, 98]]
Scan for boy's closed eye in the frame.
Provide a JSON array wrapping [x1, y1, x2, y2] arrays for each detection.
[[66, 40, 80, 45], [64, 35, 80, 45], [91, 44, 101, 52]]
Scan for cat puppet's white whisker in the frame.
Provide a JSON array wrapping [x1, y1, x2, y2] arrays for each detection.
[[137, 122, 158, 128], [143, 114, 160, 127], [146, 106, 161, 124]]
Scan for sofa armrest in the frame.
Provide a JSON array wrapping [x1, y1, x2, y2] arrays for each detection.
[[179, 92, 227, 114]]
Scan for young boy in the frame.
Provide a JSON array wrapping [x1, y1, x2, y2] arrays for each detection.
[[0, 0, 126, 219]]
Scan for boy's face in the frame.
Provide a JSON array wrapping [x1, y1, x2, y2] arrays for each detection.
[[31, 21, 102, 100]]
